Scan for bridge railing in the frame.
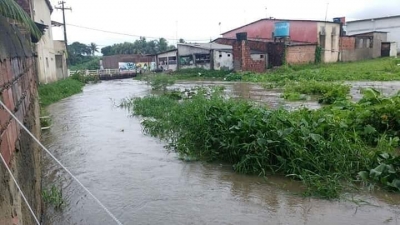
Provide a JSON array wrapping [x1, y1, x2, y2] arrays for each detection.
[[68, 69, 121, 77]]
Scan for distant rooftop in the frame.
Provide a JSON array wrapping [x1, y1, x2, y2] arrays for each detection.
[[178, 43, 232, 50], [347, 15, 400, 23], [221, 18, 338, 35]]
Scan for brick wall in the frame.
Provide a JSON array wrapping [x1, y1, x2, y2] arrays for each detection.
[[233, 41, 266, 73], [0, 15, 41, 225], [340, 37, 356, 50], [286, 45, 316, 64], [15, 0, 32, 16]]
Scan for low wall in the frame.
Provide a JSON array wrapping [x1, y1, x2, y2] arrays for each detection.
[[0, 16, 42, 225], [286, 45, 316, 64]]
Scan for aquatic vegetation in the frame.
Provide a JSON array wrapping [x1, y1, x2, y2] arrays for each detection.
[[42, 185, 64, 210], [282, 80, 351, 104], [124, 86, 400, 199]]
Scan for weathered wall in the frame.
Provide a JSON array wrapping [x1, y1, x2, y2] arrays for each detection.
[[213, 51, 233, 70], [286, 45, 316, 64], [102, 55, 155, 69], [339, 32, 387, 62], [0, 16, 41, 225], [317, 22, 341, 63], [222, 19, 320, 43], [233, 41, 266, 73], [32, 0, 57, 84]]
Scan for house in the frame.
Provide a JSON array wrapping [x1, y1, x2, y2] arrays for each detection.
[[156, 49, 178, 71], [339, 31, 393, 61], [16, 0, 68, 83], [221, 18, 341, 63], [177, 43, 234, 71], [346, 15, 400, 54]]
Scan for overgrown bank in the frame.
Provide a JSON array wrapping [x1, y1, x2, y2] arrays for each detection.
[[122, 87, 400, 199], [38, 72, 96, 107]]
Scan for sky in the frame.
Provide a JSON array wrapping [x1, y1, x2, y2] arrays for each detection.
[[49, 0, 400, 49]]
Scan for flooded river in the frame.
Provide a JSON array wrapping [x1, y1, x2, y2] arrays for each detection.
[[42, 79, 400, 225]]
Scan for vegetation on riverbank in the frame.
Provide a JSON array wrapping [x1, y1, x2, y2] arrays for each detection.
[[38, 72, 96, 107], [122, 87, 400, 199]]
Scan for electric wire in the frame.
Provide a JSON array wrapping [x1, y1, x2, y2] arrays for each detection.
[[0, 100, 123, 225], [66, 23, 212, 42], [0, 153, 41, 225]]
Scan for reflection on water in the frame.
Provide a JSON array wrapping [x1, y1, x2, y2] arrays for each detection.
[[43, 79, 400, 225]]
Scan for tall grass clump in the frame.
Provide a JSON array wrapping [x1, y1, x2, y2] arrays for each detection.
[[125, 87, 400, 198]]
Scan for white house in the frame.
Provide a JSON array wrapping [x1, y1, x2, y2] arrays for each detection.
[[346, 15, 400, 54], [177, 43, 233, 70], [32, 0, 58, 83]]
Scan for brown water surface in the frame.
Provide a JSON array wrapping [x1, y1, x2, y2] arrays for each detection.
[[42, 79, 400, 225]]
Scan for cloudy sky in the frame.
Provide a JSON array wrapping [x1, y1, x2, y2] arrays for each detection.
[[49, 0, 400, 49]]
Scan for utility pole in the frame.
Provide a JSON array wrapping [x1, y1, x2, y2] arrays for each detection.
[[55, 1, 72, 58]]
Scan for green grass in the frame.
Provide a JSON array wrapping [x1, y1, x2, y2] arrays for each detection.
[[42, 185, 64, 210], [282, 80, 351, 104], [242, 58, 400, 83], [123, 87, 400, 199], [38, 78, 85, 107]]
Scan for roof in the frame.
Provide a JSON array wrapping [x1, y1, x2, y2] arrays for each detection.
[[45, 0, 53, 13], [213, 37, 316, 46], [51, 21, 63, 27], [347, 15, 400, 23], [178, 43, 232, 50], [348, 31, 388, 36], [221, 18, 338, 35], [153, 48, 177, 56]]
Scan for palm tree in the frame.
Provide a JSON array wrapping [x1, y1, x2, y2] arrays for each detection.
[[0, 0, 42, 39], [90, 42, 99, 56]]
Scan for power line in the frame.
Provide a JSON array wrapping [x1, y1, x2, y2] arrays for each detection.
[[0, 153, 41, 225], [65, 23, 212, 42], [0, 100, 124, 225]]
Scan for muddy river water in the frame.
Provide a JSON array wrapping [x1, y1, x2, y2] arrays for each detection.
[[42, 79, 400, 225]]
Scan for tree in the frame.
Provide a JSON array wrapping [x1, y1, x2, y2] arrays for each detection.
[[0, 0, 42, 39], [179, 38, 186, 43], [90, 42, 99, 56], [100, 37, 175, 56]]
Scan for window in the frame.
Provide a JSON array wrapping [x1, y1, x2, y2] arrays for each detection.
[[319, 34, 326, 49], [219, 54, 222, 58], [46, 57, 49, 68], [195, 54, 210, 64], [260, 55, 264, 58], [168, 56, 177, 65], [180, 55, 193, 65], [228, 54, 231, 57]]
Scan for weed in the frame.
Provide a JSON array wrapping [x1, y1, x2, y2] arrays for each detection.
[[125, 86, 400, 199], [42, 185, 64, 210], [38, 78, 85, 107], [282, 80, 350, 104], [143, 74, 175, 92]]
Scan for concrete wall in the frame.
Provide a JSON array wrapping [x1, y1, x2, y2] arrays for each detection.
[[32, 0, 57, 84], [177, 45, 211, 70], [346, 16, 400, 53], [390, 42, 398, 57], [339, 32, 387, 62], [286, 45, 316, 64], [0, 16, 42, 225], [213, 51, 233, 70], [53, 41, 67, 80], [317, 22, 341, 63], [222, 19, 320, 43], [102, 55, 155, 69]]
